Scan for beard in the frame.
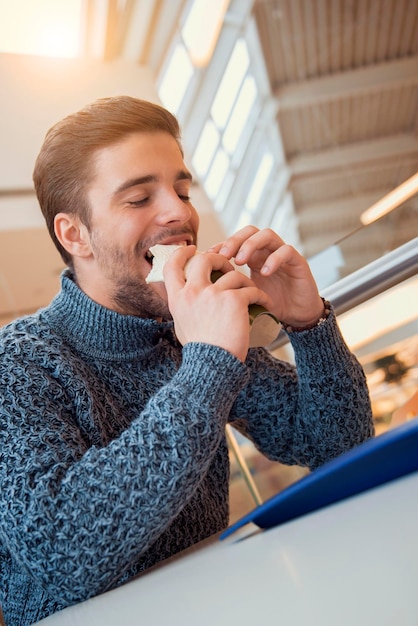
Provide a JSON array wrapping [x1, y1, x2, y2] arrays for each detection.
[[89, 227, 196, 320], [112, 275, 171, 320]]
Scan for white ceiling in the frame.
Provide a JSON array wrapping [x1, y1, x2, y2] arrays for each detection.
[[254, 0, 418, 261]]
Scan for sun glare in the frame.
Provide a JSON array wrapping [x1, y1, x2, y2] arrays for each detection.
[[0, 0, 83, 58]]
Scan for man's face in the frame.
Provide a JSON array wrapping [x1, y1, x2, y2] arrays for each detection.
[[81, 131, 199, 319]]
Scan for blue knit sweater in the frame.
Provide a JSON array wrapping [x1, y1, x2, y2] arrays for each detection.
[[0, 271, 373, 625]]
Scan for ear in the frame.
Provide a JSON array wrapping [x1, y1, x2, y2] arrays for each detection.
[[54, 213, 92, 259]]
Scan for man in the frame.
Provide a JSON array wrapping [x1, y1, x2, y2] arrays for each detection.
[[0, 96, 373, 625]]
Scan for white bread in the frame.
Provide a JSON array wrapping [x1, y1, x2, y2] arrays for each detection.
[[145, 244, 186, 283], [145, 244, 280, 347]]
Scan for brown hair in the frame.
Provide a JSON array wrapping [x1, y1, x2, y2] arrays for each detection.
[[33, 95, 182, 266]]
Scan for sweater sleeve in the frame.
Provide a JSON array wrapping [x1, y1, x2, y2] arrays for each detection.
[[0, 339, 248, 606], [229, 308, 374, 470]]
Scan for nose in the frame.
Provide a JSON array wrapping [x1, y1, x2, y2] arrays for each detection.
[[155, 191, 194, 225]]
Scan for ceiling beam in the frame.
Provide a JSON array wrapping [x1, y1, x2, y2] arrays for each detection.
[[115, 0, 147, 62], [141, 0, 188, 70], [289, 134, 418, 177], [296, 191, 388, 227], [103, 0, 120, 60], [82, 0, 109, 59], [275, 56, 418, 110], [83, 0, 142, 61]]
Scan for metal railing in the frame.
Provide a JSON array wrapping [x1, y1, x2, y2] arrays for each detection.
[[270, 237, 418, 349]]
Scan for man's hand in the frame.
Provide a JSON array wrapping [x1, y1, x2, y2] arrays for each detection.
[[163, 245, 273, 362], [208, 226, 324, 328]]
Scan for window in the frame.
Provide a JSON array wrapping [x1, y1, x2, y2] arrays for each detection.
[[205, 149, 230, 200], [235, 151, 274, 230], [192, 120, 220, 178], [222, 75, 257, 155], [211, 39, 249, 129], [157, 0, 288, 241], [158, 42, 194, 115], [247, 151, 273, 212]]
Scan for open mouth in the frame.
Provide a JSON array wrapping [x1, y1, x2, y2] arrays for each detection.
[[145, 249, 154, 267], [144, 240, 194, 284], [144, 240, 191, 267]]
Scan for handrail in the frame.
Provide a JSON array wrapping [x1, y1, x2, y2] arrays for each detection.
[[321, 237, 418, 315], [270, 237, 418, 349], [226, 425, 263, 506]]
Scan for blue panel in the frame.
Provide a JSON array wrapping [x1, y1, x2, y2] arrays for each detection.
[[221, 417, 418, 539]]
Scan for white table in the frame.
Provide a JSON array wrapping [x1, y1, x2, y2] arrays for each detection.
[[36, 471, 418, 626]]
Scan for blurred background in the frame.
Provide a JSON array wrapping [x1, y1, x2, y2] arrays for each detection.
[[0, 0, 417, 520]]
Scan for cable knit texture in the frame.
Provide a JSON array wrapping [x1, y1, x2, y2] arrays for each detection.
[[0, 271, 373, 625]]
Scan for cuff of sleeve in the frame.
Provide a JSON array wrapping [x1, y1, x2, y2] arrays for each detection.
[[287, 307, 356, 375], [175, 342, 250, 406]]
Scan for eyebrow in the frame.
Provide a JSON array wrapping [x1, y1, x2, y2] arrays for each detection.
[[113, 170, 193, 196]]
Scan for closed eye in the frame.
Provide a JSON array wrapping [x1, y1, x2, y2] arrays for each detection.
[[128, 197, 149, 207]]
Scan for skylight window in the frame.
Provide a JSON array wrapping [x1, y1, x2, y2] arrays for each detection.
[[181, 0, 229, 67], [222, 75, 257, 155], [204, 149, 230, 199], [192, 120, 220, 178], [158, 43, 194, 114], [246, 151, 274, 212], [210, 39, 249, 129], [157, 1, 283, 239]]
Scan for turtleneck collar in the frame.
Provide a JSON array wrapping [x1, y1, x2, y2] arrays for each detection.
[[43, 270, 175, 360]]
